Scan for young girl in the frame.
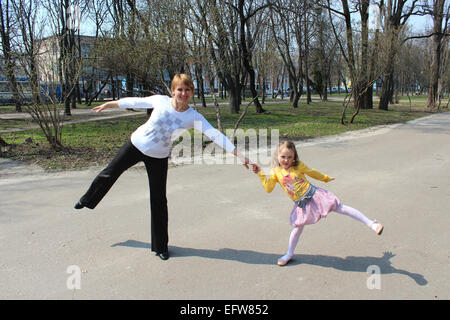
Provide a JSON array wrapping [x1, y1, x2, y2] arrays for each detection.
[[253, 140, 383, 266]]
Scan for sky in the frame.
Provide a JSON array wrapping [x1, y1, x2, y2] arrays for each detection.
[[408, 14, 434, 33], [77, 6, 435, 37]]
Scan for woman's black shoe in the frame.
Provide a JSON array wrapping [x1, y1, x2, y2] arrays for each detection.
[[74, 201, 84, 209], [156, 252, 169, 260]]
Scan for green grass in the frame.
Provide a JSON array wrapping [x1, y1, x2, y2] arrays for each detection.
[[0, 100, 102, 113], [0, 96, 442, 170]]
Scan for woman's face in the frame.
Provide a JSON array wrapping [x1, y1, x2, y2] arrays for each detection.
[[278, 147, 295, 170], [172, 82, 192, 106]]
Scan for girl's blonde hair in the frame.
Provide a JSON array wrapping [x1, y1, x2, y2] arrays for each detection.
[[271, 140, 300, 168], [171, 73, 195, 93]]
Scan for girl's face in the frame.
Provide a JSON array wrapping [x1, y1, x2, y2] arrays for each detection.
[[278, 147, 295, 170], [172, 83, 192, 107]]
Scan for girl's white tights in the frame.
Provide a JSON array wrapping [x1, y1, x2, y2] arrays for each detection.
[[334, 204, 373, 227], [281, 204, 374, 261], [284, 226, 304, 258]]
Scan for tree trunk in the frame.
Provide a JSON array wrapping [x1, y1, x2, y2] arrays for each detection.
[[229, 84, 241, 114], [367, 24, 381, 110], [305, 71, 311, 104], [238, 0, 265, 114], [379, 72, 394, 110], [0, 0, 22, 112], [126, 73, 134, 97], [358, 0, 373, 109], [60, 0, 71, 115], [292, 89, 301, 108], [378, 32, 396, 111], [194, 64, 207, 108], [426, 0, 445, 109], [261, 77, 266, 104], [378, 0, 418, 110], [321, 79, 328, 101], [3, 56, 22, 112], [30, 60, 41, 105]]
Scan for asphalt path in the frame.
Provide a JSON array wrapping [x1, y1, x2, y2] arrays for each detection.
[[0, 112, 449, 300]]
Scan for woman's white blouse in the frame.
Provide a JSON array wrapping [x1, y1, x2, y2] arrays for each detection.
[[118, 95, 235, 158]]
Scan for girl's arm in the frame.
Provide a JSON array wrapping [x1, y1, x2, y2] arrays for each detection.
[[256, 168, 277, 193], [299, 161, 335, 182]]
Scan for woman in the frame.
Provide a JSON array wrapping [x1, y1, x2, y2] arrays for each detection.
[[74, 74, 255, 260]]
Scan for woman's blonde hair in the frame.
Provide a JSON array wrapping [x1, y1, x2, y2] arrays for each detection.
[[271, 140, 300, 168], [171, 73, 195, 93]]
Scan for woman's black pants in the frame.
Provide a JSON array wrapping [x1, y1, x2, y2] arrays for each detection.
[[79, 139, 169, 253]]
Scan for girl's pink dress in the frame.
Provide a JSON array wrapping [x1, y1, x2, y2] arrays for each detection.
[[289, 187, 341, 227]]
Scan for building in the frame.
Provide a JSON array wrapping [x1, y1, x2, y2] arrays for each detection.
[[37, 34, 116, 101]]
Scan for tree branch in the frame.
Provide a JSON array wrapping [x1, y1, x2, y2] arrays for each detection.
[[403, 31, 450, 43]]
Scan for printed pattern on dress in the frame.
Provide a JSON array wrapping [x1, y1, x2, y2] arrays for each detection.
[[281, 173, 305, 199]]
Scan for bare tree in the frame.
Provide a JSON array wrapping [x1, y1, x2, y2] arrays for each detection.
[[0, 0, 22, 112], [79, 0, 109, 105], [118, 0, 189, 97], [378, 0, 420, 110], [39, 0, 81, 115], [313, 5, 339, 102], [302, 1, 314, 104], [325, 0, 372, 111], [424, 0, 449, 109], [60, 0, 79, 114], [12, 0, 44, 105], [191, 0, 247, 114], [254, 26, 281, 104], [235, 0, 268, 113], [23, 0, 85, 149], [184, 5, 210, 108], [269, 0, 306, 108]]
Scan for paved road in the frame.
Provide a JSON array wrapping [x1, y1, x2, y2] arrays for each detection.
[[0, 112, 449, 300]]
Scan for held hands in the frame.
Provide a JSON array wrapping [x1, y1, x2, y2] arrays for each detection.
[[241, 156, 259, 172], [233, 150, 260, 172], [245, 160, 261, 173], [240, 156, 261, 173]]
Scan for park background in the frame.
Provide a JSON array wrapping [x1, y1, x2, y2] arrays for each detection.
[[0, 0, 448, 169]]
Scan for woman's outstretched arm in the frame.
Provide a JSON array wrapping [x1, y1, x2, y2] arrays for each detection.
[[92, 101, 119, 113]]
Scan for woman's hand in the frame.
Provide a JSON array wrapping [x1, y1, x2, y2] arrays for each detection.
[[232, 149, 254, 170], [92, 101, 119, 113], [243, 160, 261, 173], [251, 164, 261, 173]]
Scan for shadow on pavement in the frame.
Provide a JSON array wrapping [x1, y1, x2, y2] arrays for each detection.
[[111, 240, 427, 286]]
